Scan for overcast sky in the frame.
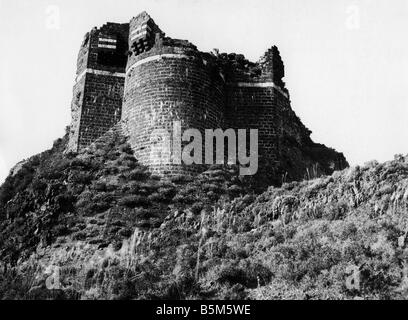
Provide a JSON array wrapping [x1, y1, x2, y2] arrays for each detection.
[[1, 0, 407, 184]]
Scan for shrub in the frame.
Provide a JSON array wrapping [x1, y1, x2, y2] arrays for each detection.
[[156, 187, 176, 200], [216, 262, 271, 289], [323, 201, 349, 220], [69, 172, 93, 184], [31, 178, 47, 194], [119, 144, 133, 154], [92, 181, 107, 192], [191, 202, 204, 215], [148, 193, 166, 203], [119, 195, 149, 208], [170, 174, 193, 184], [127, 168, 150, 181]]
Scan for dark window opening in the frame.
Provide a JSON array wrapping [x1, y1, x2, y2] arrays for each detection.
[[97, 51, 128, 68]]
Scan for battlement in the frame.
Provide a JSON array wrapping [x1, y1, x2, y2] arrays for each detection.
[[67, 12, 347, 183], [75, 22, 129, 77], [128, 12, 165, 58]]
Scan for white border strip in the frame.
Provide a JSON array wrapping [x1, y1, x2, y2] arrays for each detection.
[[130, 30, 149, 41], [126, 53, 190, 75], [233, 82, 289, 98], [130, 24, 151, 35], [99, 38, 117, 43], [98, 44, 117, 49], [75, 68, 126, 83]]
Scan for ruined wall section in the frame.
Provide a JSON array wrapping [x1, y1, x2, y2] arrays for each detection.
[[68, 23, 129, 152], [222, 47, 289, 182], [223, 46, 346, 183]]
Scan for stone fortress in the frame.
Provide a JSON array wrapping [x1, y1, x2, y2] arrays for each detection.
[[68, 11, 348, 184]]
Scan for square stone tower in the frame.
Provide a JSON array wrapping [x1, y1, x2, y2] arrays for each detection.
[[67, 22, 129, 152]]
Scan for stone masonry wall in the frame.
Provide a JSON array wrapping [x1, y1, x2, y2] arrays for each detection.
[[77, 73, 125, 149], [225, 86, 281, 173], [123, 45, 225, 175]]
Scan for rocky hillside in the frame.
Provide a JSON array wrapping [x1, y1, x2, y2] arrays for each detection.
[[1, 130, 408, 300]]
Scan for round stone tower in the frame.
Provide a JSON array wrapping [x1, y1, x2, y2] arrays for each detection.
[[122, 12, 225, 175]]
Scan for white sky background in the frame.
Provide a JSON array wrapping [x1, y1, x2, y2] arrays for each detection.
[[0, 0, 407, 184]]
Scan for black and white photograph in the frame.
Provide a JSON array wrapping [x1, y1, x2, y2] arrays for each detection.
[[0, 0, 408, 312]]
